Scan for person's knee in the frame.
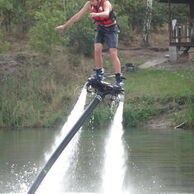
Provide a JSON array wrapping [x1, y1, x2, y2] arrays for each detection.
[[109, 48, 118, 59], [95, 44, 102, 55]]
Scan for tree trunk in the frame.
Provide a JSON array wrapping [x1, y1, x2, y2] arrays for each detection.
[[142, 0, 153, 47]]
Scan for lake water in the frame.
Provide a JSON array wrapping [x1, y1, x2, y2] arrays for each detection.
[[0, 127, 194, 194]]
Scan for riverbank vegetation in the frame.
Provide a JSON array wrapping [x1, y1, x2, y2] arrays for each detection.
[[89, 69, 194, 128], [123, 70, 194, 128], [0, 52, 92, 128], [1, 62, 194, 128], [0, 0, 194, 129]]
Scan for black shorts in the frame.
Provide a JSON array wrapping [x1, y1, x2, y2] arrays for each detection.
[[95, 24, 120, 48]]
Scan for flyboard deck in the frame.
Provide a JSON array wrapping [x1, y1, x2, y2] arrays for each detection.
[[86, 76, 125, 102]]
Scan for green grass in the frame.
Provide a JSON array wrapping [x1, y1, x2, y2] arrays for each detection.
[[124, 69, 194, 98], [122, 69, 194, 128], [0, 67, 76, 128], [123, 96, 157, 128], [1, 63, 194, 128], [174, 98, 194, 128]]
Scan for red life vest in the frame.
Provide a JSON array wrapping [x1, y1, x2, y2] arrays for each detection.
[[91, 0, 116, 25]]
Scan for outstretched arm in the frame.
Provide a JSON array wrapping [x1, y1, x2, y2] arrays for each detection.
[[55, 1, 90, 30]]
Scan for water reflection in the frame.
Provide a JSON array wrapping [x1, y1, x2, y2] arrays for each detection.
[[0, 128, 194, 193], [124, 128, 194, 193]]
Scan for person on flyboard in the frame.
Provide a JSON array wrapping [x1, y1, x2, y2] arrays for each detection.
[[55, 0, 125, 87]]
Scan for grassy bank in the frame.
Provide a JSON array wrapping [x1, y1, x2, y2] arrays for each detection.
[[122, 69, 194, 128], [0, 51, 92, 128], [0, 66, 73, 128], [0, 52, 194, 129], [124, 69, 194, 98], [85, 69, 194, 129]]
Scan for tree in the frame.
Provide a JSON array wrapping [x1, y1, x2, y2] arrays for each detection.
[[28, 0, 65, 54], [0, 0, 13, 32], [142, 0, 153, 46], [28, 0, 95, 55]]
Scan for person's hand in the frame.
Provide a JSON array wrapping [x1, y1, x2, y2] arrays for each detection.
[[90, 12, 98, 18], [55, 25, 65, 30]]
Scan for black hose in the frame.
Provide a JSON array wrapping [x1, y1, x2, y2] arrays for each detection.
[[27, 92, 104, 194]]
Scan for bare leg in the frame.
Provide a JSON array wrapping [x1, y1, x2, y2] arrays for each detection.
[[109, 48, 121, 73], [94, 43, 103, 69]]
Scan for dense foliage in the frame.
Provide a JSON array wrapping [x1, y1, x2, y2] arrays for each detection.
[[0, 30, 10, 53], [0, 0, 189, 54], [0, 54, 81, 127]]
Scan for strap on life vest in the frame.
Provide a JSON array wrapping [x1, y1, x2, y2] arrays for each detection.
[[91, 0, 116, 25]]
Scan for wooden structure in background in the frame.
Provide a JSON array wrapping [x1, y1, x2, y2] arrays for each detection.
[[159, 0, 194, 60]]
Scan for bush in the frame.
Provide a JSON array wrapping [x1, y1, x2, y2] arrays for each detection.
[[0, 64, 73, 128], [0, 30, 10, 53], [88, 103, 112, 127], [117, 15, 132, 39], [174, 97, 194, 128], [65, 18, 95, 56], [123, 97, 157, 128], [28, 0, 95, 55], [28, 1, 65, 54]]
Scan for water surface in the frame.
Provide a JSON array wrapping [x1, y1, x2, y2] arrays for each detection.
[[0, 127, 194, 193]]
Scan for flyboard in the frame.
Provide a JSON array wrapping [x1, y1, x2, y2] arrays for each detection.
[[86, 75, 125, 103], [27, 75, 125, 194]]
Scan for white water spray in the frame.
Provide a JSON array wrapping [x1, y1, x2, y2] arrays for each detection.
[[102, 101, 127, 194], [37, 88, 87, 193]]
